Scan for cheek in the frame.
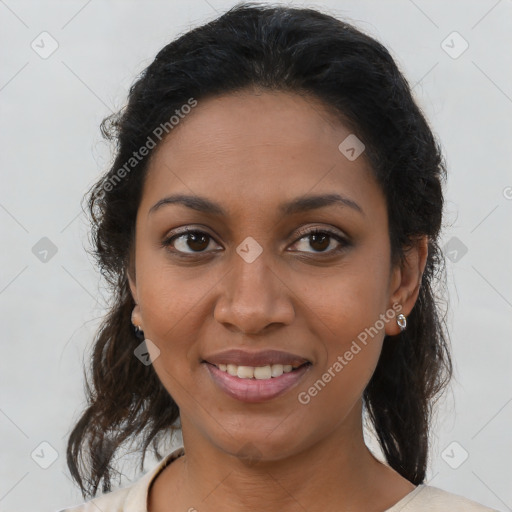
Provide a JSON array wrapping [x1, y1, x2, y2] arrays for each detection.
[[294, 277, 387, 426], [134, 251, 212, 373], [300, 255, 391, 347], [136, 235, 214, 332], [295, 245, 391, 390]]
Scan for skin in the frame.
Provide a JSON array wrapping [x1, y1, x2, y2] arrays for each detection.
[[128, 89, 428, 512]]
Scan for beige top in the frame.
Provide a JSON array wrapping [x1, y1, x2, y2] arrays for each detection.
[[58, 447, 499, 512]]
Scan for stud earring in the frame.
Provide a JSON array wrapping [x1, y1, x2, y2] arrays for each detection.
[[396, 313, 407, 332], [133, 323, 145, 341]]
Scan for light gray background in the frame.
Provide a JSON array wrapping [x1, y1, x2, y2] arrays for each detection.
[[1, 1, 511, 511]]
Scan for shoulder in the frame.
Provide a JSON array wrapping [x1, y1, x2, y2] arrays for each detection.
[[56, 447, 185, 512], [388, 484, 500, 512], [56, 484, 134, 512]]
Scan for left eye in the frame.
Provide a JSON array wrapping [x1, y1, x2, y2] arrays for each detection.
[[292, 229, 347, 254]]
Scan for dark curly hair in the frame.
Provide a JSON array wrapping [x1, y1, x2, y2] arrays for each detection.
[[67, 2, 453, 498]]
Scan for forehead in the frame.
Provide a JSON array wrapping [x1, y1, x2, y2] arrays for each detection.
[[141, 90, 382, 218], [150, 89, 350, 164]]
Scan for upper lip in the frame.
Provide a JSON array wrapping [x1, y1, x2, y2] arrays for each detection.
[[202, 349, 311, 367]]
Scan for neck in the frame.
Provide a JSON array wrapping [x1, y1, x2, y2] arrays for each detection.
[[149, 400, 415, 512]]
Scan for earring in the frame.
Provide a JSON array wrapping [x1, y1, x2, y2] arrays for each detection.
[[396, 313, 407, 332], [133, 323, 145, 341]]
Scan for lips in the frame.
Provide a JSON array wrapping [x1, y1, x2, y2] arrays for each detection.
[[202, 348, 311, 368], [204, 360, 312, 402]]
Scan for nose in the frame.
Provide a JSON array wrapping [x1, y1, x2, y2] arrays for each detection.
[[213, 246, 295, 335]]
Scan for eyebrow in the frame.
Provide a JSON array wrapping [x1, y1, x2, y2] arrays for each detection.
[[148, 192, 364, 217]]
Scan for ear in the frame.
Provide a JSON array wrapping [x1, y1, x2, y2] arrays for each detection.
[[127, 258, 143, 328], [385, 236, 428, 336]]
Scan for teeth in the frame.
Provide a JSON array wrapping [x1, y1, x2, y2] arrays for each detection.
[[215, 363, 298, 379]]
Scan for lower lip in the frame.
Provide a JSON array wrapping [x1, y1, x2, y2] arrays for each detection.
[[204, 362, 311, 403]]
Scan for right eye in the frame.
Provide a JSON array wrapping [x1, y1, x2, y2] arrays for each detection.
[[161, 228, 221, 256]]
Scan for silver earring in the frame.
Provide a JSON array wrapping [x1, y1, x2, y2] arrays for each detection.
[[396, 313, 407, 332]]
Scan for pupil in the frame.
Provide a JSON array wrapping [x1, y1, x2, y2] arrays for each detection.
[[188, 233, 208, 251], [311, 233, 329, 251]]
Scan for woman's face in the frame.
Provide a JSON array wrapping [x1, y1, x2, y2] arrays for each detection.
[[129, 90, 412, 461]]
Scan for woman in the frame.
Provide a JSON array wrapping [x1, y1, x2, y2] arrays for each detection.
[[59, 3, 499, 511]]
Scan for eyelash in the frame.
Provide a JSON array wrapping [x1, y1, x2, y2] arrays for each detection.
[[160, 226, 350, 259]]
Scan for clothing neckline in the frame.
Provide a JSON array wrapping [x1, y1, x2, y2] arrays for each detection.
[[125, 446, 185, 512], [135, 447, 425, 512], [383, 484, 426, 511]]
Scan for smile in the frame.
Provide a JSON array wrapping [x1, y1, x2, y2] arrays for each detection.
[[203, 361, 312, 403], [212, 362, 307, 379]]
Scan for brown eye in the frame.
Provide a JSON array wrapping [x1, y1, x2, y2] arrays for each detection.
[[292, 228, 348, 254], [162, 230, 217, 254], [308, 232, 330, 252]]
